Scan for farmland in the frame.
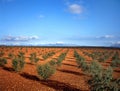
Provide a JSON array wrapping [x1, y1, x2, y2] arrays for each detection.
[[0, 46, 120, 91]]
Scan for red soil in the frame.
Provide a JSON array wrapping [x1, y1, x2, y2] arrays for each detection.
[[0, 47, 119, 91]]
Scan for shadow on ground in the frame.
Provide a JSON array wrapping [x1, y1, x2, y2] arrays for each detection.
[[114, 69, 120, 72], [20, 72, 82, 91], [26, 62, 35, 65], [66, 60, 76, 63], [62, 63, 77, 67], [57, 69, 84, 76], [2, 66, 14, 72]]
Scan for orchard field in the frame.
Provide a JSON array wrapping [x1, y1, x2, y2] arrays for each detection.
[[0, 46, 120, 91]]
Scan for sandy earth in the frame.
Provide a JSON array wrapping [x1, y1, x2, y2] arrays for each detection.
[[0, 47, 119, 91]]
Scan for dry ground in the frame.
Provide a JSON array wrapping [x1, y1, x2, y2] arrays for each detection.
[[0, 47, 119, 91]]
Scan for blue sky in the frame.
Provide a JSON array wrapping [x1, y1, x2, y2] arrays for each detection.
[[0, 0, 120, 46]]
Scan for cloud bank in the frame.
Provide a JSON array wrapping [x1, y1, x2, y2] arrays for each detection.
[[96, 35, 115, 39], [1, 35, 39, 42]]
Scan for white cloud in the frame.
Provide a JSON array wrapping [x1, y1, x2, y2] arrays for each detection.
[[112, 41, 120, 45], [56, 41, 64, 44], [30, 35, 39, 39], [12, 42, 20, 45], [40, 41, 64, 45], [116, 41, 120, 44], [104, 35, 114, 38], [1, 35, 39, 42], [96, 35, 114, 39], [68, 4, 83, 14], [110, 41, 120, 47], [34, 41, 65, 45], [0, 42, 6, 45]]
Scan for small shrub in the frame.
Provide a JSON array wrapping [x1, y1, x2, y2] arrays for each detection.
[[74, 50, 88, 72], [18, 52, 25, 61], [29, 53, 39, 64], [109, 80, 119, 91], [42, 52, 55, 60], [49, 60, 56, 66], [88, 63, 119, 91], [80, 61, 88, 72], [112, 52, 119, 60], [37, 63, 56, 80], [89, 61, 103, 77], [0, 51, 4, 57], [76, 57, 85, 67], [12, 57, 25, 72], [111, 58, 120, 68], [8, 53, 14, 59], [0, 58, 7, 67], [98, 58, 105, 62], [12, 58, 18, 71], [56, 53, 66, 66]]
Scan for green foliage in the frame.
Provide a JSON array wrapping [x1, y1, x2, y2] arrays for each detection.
[[49, 60, 56, 66], [56, 52, 67, 66], [111, 52, 120, 68], [79, 60, 88, 71], [75, 52, 119, 91], [29, 53, 39, 64], [111, 59, 120, 68], [97, 58, 105, 62], [89, 61, 103, 77], [74, 51, 119, 90], [74, 50, 81, 60], [104, 67, 113, 85], [37, 63, 56, 80], [12, 58, 18, 71], [112, 52, 119, 60], [18, 52, 25, 60], [8, 53, 14, 59], [42, 52, 55, 60], [88, 61, 120, 91], [0, 58, 7, 67], [83, 51, 110, 62], [80, 51, 120, 91], [91, 66, 112, 86], [109, 80, 120, 91], [0, 51, 4, 57], [88, 53, 97, 60], [12, 58, 25, 72], [74, 50, 88, 72], [74, 50, 85, 62], [12, 52, 25, 72]]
